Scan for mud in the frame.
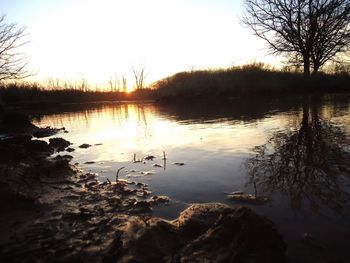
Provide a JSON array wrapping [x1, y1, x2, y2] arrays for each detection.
[[0, 113, 287, 263]]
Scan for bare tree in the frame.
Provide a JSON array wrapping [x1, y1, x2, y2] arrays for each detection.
[[0, 15, 30, 81], [132, 66, 147, 90], [108, 73, 120, 92], [243, 0, 350, 75], [122, 75, 127, 93]]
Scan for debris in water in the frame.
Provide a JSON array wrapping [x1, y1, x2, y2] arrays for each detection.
[[227, 192, 270, 204], [144, 155, 155, 161], [79, 143, 91, 149], [173, 162, 185, 166], [140, 171, 154, 175], [84, 161, 96, 164]]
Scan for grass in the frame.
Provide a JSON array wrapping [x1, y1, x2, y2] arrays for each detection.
[[0, 82, 155, 109], [152, 63, 350, 103]]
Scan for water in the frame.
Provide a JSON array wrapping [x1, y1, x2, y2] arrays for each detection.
[[33, 96, 350, 262]]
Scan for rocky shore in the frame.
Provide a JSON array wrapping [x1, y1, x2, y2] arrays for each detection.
[[0, 112, 287, 263]]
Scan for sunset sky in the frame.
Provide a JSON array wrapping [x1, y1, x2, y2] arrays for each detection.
[[3, 0, 278, 88]]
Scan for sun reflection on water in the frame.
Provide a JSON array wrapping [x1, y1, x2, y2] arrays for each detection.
[[34, 103, 291, 164], [32, 98, 350, 262]]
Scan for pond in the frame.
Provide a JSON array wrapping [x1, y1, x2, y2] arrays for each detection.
[[33, 95, 350, 263]]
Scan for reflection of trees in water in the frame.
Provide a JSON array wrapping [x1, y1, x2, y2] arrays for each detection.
[[245, 99, 350, 215], [135, 104, 152, 139]]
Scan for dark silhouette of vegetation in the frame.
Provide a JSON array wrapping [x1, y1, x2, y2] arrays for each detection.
[[0, 15, 30, 81], [0, 82, 155, 109], [153, 64, 350, 103], [2, 63, 350, 108], [132, 65, 147, 90], [243, 0, 350, 74], [245, 97, 350, 214]]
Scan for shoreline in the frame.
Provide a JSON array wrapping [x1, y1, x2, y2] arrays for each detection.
[[0, 114, 288, 262]]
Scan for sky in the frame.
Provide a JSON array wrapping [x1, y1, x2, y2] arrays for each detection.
[[2, 0, 278, 89]]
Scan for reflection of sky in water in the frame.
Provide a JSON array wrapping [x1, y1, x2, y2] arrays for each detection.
[[34, 104, 292, 203], [32, 101, 350, 212], [33, 99, 350, 262], [34, 104, 289, 162]]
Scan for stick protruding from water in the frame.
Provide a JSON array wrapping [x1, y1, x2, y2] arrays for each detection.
[[116, 167, 125, 182], [163, 151, 167, 171]]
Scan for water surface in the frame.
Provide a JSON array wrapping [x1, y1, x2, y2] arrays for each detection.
[[33, 96, 350, 262]]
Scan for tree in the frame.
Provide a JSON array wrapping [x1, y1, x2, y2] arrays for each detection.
[[132, 66, 147, 90], [122, 75, 127, 93], [243, 0, 350, 75], [0, 15, 29, 81]]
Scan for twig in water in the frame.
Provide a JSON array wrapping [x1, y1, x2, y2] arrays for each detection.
[[116, 167, 125, 182], [163, 151, 167, 171], [133, 153, 142, 163]]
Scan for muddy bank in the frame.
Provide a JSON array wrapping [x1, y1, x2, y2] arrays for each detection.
[[0, 114, 287, 262], [0, 112, 64, 138]]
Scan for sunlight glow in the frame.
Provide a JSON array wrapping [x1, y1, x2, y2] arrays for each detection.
[[3, 0, 279, 88]]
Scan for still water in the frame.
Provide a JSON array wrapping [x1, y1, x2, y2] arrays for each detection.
[[33, 96, 350, 262]]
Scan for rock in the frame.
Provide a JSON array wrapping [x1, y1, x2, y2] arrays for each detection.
[[66, 147, 75, 152], [144, 155, 155, 161], [176, 203, 232, 239], [33, 127, 61, 138], [119, 203, 287, 263], [49, 137, 71, 151], [79, 143, 92, 149], [150, 195, 170, 205], [119, 217, 182, 262], [86, 180, 99, 188], [173, 162, 185, 166], [53, 154, 73, 169], [0, 113, 62, 139], [54, 154, 73, 161], [25, 140, 53, 155], [84, 161, 96, 164], [0, 135, 31, 161], [140, 171, 154, 176], [0, 136, 53, 162], [175, 204, 287, 263], [227, 192, 270, 205]]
